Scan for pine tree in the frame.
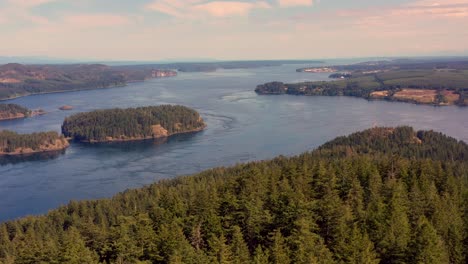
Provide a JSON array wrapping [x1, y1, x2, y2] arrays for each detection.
[[229, 226, 250, 264], [59, 227, 98, 264], [409, 217, 449, 264], [379, 179, 410, 263], [289, 218, 334, 264], [252, 246, 269, 264], [209, 234, 233, 264], [270, 230, 290, 264]]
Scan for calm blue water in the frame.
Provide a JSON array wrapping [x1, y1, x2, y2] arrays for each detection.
[[1, 64, 467, 222]]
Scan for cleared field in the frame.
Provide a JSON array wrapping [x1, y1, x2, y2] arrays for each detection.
[[370, 91, 389, 98], [393, 89, 437, 103]]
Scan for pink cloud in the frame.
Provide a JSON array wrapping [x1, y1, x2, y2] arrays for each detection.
[[194, 1, 270, 17], [146, 2, 183, 17], [63, 14, 131, 28], [278, 0, 314, 7], [146, 0, 270, 18]]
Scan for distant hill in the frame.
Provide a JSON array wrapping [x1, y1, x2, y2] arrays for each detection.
[[0, 63, 177, 100], [1, 127, 466, 263], [0, 60, 324, 100]]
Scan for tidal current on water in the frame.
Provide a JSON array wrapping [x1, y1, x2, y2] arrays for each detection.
[[1, 64, 467, 221]]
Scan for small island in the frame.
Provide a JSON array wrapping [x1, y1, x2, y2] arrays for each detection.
[[0, 103, 45, 121], [62, 105, 206, 143], [59, 105, 73, 111], [0, 103, 31, 121], [0, 130, 69, 156]]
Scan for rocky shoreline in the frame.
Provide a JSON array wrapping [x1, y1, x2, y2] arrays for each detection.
[[0, 138, 69, 156], [79, 124, 206, 143]]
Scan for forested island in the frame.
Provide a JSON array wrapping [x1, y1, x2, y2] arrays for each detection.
[[259, 60, 468, 106], [0, 130, 69, 155], [0, 103, 45, 121], [1, 126, 467, 263], [62, 105, 206, 143], [0, 104, 31, 121], [0, 63, 177, 100]]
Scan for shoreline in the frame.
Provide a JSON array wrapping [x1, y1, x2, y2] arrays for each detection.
[[0, 83, 128, 102], [0, 74, 178, 102], [256, 92, 465, 107], [74, 125, 207, 144], [0, 115, 26, 121], [0, 144, 69, 157]]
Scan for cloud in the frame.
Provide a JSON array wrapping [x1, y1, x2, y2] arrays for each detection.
[[0, 0, 57, 26], [400, 0, 468, 17], [63, 14, 131, 28], [195, 1, 270, 17], [278, 0, 314, 7], [7, 0, 58, 8], [146, 0, 271, 18]]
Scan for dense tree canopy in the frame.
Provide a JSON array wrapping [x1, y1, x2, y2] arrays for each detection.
[[0, 127, 467, 263], [62, 105, 206, 142], [0, 130, 66, 153], [0, 104, 31, 120]]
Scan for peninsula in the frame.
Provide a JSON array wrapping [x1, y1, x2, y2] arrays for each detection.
[[0, 130, 69, 156], [257, 59, 468, 106], [0, 63, 177, 100], [62, 105, 206, 143]]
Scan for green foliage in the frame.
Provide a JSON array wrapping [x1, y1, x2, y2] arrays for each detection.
[[0, 103, 30, 118], [62, 105, 205, 142], [1, 127, 467, 263], [0, 63, 178, 100], [255, 67, 468, 106], [0, 130, 65, 153]]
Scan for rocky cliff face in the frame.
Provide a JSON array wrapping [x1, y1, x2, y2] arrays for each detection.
[[0, 138, 69, 156], [0, 112, 26, 121]]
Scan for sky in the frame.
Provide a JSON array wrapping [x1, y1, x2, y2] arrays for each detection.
[[0, 0, 467, 61]]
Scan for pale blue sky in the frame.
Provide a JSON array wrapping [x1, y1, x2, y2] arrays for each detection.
[[0, 0, 467, 61]]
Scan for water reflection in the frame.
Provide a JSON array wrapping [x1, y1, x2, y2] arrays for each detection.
[[0, 149, 66, 166], [75, 132, 200, 152]]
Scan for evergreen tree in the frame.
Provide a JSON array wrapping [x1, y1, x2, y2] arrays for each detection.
[[409, 217, 449, 264]]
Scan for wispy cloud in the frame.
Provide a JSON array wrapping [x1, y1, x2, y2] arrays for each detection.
[[63, 14, 131, 28], [1, 0, 467, 60], [277, 0, 314, 7], [195, 1, 270, 17], [0, 0, 56, 26], [7, 0, 58, 8], [146, 0, 271, 18]]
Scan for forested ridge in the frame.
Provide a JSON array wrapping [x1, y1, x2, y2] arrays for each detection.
[[1, 126, 467, 263], [62, 105, 206, 142], [0, 63, 177, 100], [0, 130, 67, 154]]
